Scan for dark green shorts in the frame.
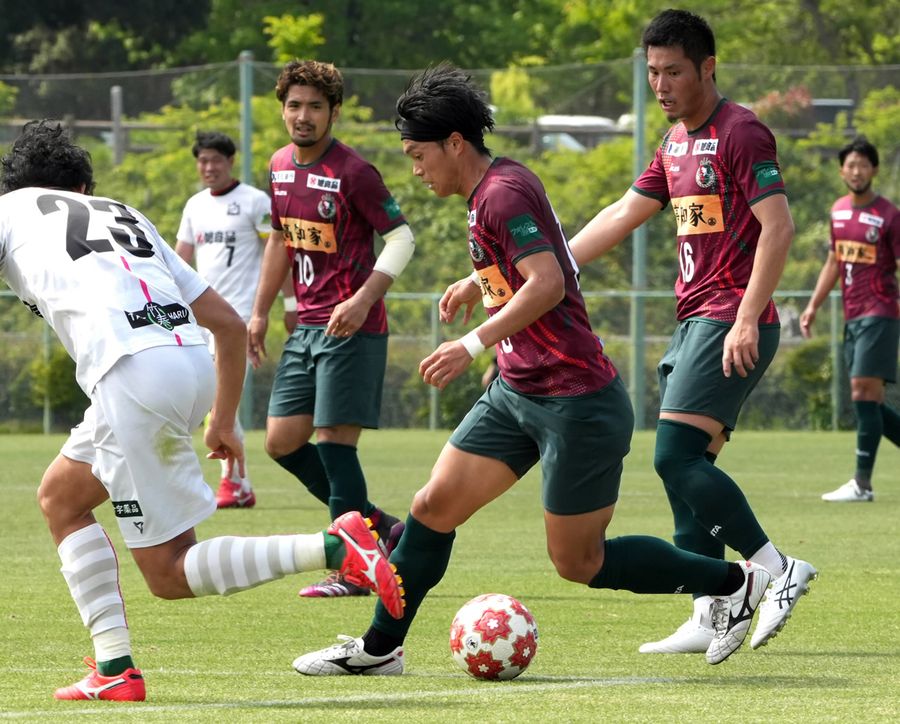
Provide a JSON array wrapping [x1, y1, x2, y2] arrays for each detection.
[[448, 376, 633, 515], [267, 327, 387, 428], [658, 318, 780, 431], [844, 316, 899, 383]]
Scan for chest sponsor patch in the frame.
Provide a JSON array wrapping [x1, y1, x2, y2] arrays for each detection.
[[692, 138, 719, 155], [473, 264, 514, 309], [506, 213, 542, 247], [307, 174, 341, 192], [835, 239, 876, 265], [272, 170, 295, 183], [859, 212, 884, 228], [671, 195, 722, 236], [280, 216, 337, 253], [666, 140, 689, 157], [832, 209, 853, 221]]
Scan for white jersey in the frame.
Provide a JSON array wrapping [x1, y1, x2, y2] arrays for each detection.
[[176, 182, 270, 320], [0, 187, 209, 394]]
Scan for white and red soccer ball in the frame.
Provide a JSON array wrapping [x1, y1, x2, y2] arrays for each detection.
[[449, 593, 538, 680]]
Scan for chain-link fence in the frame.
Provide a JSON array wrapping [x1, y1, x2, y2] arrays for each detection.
[[1, 57, 898, 432]]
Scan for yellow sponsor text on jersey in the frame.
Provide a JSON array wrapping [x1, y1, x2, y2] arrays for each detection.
[[671, 195, 722, 236], [835, 240, 876, 265], [281, 217, 337, 253], [474, 264, 514, 309]]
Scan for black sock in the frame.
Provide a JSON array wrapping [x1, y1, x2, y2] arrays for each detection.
[[97, 655, 135, 676], [362, 627, 404, 656], [712, 562, 746, 596], [274, 443, 331, 506]]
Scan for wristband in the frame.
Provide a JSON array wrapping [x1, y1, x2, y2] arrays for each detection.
[[283, 296, 296, 312], [459, 329, 485, 358], [469, 270, 481, 286]]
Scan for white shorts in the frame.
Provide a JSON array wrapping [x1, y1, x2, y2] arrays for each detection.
[[61, 345, 217, 548]]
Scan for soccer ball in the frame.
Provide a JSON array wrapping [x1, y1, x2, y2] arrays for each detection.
[[449, 593, 538, 680]]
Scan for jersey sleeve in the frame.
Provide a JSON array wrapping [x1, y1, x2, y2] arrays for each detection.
[[479, 178, 555, 265], [252, 189, 272, 235], [175, 198, 195, 246], [728, 119, 786, 206], [149, 219, 210, 303], [632, 145, 670, 205], [889, 208, 900, 259], [347, 160, 407, 236]]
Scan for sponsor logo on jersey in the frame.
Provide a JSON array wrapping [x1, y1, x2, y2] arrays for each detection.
[[859, 212, 884, 228], [835, 239, 877, 264], [695, 160, 717, 190], [112, 500, 143, 518], [692, 138, 719, 155], [506, 213, 542, 247], [317, 193, 337, 220], [472, 264, 514, 308], [124, 302, 192, 331], [753, 162, 782, 189], [832, 209, 853, 221], [666, 140, 689, 157], [281, 216, 337, 253], [307, 174, 341, 192], [227, 203, 240, 216], [22, 300, 43, 318], [382, 196, 402, 220], [468, 209, 477, 227], [671, 195, 722, 236], [272, 170, 295, 183], [468, 237, 485, 262]]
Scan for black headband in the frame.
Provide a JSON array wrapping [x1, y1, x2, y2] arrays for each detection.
[[398, 117, 484, 148]]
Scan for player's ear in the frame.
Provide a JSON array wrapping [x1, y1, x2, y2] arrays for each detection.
[[701, 56, 716, 82], [331, 103, 342, 123]]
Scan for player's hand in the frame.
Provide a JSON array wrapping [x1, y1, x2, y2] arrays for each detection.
[[247, 314, 268, 369], [722, 318, 759, 378], [420, 339, 475, 390], [440, 276, 481, 324], [204, 424, 246, 479], [326, 296, 369, 337], [799, 306, 816, 339], [283, 309, 298, 335]]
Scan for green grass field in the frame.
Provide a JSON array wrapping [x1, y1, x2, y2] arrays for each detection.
[[1, 430, 898, 722]]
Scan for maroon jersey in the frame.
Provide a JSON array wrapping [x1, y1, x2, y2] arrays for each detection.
[[830, 194, 900, 320], [269, 139, 407, 333], [469, 158, 618, 396], [633, 99, 785, 323]]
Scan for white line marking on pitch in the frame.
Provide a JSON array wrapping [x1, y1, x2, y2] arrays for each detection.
[[0, 676, 673, 718]]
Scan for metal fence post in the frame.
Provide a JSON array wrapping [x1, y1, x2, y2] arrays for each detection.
[[110, 85, 124, 166], [630, 48, 648, 429]]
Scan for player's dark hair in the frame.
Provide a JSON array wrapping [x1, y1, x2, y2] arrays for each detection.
[[642, 9, 716, 78], [0, 119, 94, 195], [838, 136, 879, 167], [275, 60, 343, 108], [396, 63, 495, 156], [192, 130, 235, 158]]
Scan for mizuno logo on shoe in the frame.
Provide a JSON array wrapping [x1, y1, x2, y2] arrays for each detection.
[[76, 676, 129, 699]]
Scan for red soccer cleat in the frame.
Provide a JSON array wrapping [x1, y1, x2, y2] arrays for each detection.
[[328, 511, 406, 620], [53, 657, 146, 701], [215, 478, 256, 508]]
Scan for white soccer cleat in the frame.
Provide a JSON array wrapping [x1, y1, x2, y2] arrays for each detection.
[[293, 635, 404, 676], [750, 557, 818, 649], [706, 561, 771, 665], [639, 596, 716, 654], [821, 479, 873, 502]]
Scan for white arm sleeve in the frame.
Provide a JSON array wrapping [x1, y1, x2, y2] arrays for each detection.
[[373, 223, 415, 279]]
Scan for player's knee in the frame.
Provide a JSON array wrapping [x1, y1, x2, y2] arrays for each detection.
[[409, 484, 470, 530], [141, 568, 191, 600], [546, 541, 602, 584]]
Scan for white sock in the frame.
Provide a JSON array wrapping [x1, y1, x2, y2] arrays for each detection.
[[183, 533, 326, 596], [220, 418, 249, 487], [93, 627, 132, 662], [749, 542, 788, 577], [58, 523, 131, 656]]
